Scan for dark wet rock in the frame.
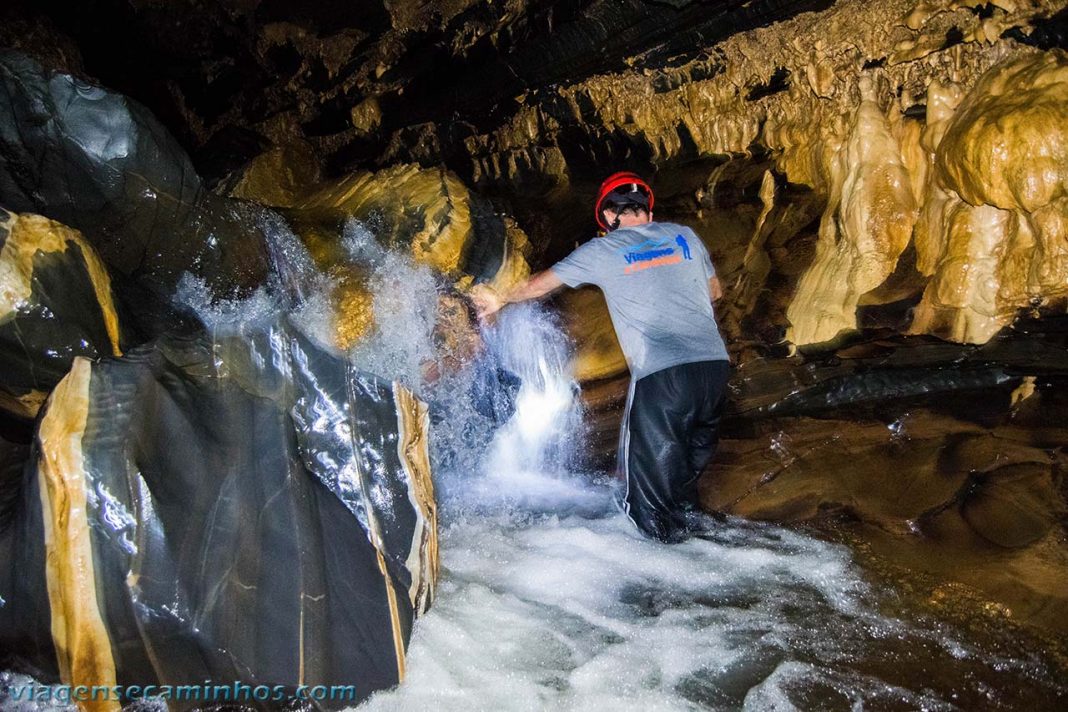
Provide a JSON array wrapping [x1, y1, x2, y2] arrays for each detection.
[[0, 435, 28, 535], [0, 209, 126, 420], [959, 462, 1063, 549], [0, 315, 437, 705], [0, 51, 272, 337]]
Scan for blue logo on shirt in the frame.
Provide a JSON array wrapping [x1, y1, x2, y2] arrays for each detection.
[[619, 235, 693, 267], [676, 235, 692, 260]]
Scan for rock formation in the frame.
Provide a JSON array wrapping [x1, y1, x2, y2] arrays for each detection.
[[0, 52, 271, 339], [697, 317, 1068, 633], [912, 50, 1068, 342], [0, 316, 438, 708], [0, 209, 123, 419]]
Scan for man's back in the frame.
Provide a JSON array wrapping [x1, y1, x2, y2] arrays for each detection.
[[550, 221, 728, 380]]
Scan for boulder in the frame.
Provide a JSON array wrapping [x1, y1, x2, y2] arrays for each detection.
[[229, 161, 530, 354], [0, 315, 438, 708], [0, 51, 272, 337]]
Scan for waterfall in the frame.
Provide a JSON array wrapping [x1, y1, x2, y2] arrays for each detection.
[[468, 303, 590, 509]]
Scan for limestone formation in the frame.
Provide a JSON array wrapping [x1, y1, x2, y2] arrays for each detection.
[[0, 315, 438, 706], [294, 165, 478, 278], [0, 209, 123, 419], [785, 78, 919, 345], [451, 0, 1068, 349], [232, 161, 531, 351], [911, 50, 1068, 342]]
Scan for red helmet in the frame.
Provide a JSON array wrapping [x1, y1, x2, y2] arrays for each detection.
[[595, 171, 654, 230]]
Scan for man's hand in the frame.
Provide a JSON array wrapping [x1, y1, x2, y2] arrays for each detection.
[[470, 284, 505, 321], [470, 271, 565, 322]]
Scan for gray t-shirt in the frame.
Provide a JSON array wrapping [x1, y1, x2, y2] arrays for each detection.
[[551, 221, 728, 380]]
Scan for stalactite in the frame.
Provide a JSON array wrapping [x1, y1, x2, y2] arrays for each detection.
[[786, 77, 918, 345]]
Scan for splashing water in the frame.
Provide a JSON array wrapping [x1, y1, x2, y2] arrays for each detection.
[[341, 219, 443, 389], [467, 303, 586, 508]]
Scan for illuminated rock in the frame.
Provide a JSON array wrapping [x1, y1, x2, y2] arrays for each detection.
[[558, 288, 627, 383], [912, 51, 1068, 343], [786, 78, 918, 346], [252, 163, 531, 352], [291, 164, 530, 284], [227, 138, 323, 209], [331, 266, 377, 350], [0, 316, 438, 707], [694, 320, 1068, 632], [525, 1, 1061, 357], [960, 462, 1062, 549], [0, 209, 123, 419]]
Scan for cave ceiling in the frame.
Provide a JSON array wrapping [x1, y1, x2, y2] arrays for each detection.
[[2, 0, 838, 182]]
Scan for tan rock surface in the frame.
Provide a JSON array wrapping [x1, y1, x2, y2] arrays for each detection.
[[913, 51, 1068, 342], [0, 210, 123, 419], [786, 78, 919, 345]]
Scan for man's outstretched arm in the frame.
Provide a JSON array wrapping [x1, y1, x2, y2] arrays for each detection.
[[472, 269, 565, 319]]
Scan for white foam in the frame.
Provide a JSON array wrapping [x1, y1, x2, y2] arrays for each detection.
[[358, 503, 887, 711]]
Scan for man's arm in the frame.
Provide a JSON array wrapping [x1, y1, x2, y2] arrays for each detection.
[[709, 275, 723, 303], [472, 269, 565, 319]]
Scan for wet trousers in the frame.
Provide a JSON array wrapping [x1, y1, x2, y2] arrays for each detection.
[[620, 360, 730, 542]]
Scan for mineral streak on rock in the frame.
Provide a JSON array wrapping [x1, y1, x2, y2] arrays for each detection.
[[1, 316, 439, 705], [393, 384, 438, 616], [34, 358, 118, 712], [0, 209, 123, 419]]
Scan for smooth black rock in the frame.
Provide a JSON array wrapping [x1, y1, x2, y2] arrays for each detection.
[[0, 51, 272, 338], [0, 209, 127, 420], [0, 315, 437, 707]]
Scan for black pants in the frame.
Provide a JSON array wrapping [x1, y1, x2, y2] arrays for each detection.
[[620, 360, 730, 542]]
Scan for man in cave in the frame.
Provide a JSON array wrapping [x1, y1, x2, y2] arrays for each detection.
[[473, 172, 730, 542]]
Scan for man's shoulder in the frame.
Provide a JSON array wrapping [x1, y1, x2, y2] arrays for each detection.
[[650, 221, 697, 235]]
